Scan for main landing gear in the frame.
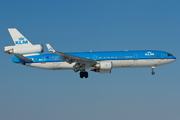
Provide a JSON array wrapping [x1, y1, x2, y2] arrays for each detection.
[[151, 66, 155, 75], [80, 71, 88, 78]]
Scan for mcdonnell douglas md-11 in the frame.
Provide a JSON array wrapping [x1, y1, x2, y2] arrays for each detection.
[[4, 28, 176, 78]]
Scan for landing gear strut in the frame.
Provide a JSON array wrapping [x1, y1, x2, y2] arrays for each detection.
[[151, 67, 155, 75], [80, 71, 88, 78]]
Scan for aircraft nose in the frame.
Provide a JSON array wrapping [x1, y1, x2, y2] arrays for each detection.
[[173, 57, 176, 61], [171, 56, 176, 62]]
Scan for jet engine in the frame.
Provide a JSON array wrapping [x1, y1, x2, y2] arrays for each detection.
[[4, 44, 44, 54], [91, 61, 112, 74]]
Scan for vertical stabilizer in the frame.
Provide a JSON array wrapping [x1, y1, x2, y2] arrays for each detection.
[[8, 28, 32, 46]]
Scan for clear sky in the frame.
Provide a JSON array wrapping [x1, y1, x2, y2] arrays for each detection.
[[1, 0, 180, 120]]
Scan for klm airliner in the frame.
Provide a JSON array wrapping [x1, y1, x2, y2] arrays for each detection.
[[4, 28, 176, 78]]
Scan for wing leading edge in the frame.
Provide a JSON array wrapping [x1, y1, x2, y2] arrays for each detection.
[[46, 44, 97, 72]]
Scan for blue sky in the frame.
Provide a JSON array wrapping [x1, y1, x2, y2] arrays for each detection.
[[1, 0, 180, 120]]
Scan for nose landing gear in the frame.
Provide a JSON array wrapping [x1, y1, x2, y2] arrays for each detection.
[[151, 66, 155, 75]]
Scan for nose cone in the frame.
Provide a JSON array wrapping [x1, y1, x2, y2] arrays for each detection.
[[173, 55, 176, 60], [173, 57, 176, 62], [169, 56, 176, 63]]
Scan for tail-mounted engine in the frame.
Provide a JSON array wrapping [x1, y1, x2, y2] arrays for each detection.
[[4, 44, 44, 54]]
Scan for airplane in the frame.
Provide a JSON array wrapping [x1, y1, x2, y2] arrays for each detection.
[[4, 28, 176, 78]]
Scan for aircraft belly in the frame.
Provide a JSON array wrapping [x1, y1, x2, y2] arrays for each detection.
[[55, 62, 74, 70], [112, 59, 168, 68], [111, 60, 120, 68], [121, 60, 133, 67], [158, 59, 175, 66], [26, 63, 55, 70], [135, 59, 164, 67], [111, 60, 134, 68], [25, 62, 94, 70], [25, 59, 172, 70], [26, 62, 74, 70]]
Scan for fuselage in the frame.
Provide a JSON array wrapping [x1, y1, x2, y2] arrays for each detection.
[[12, 50, 176, 70], [5, 28, 177, 78]]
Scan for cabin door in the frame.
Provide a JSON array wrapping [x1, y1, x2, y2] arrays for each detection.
[[133, 54, 138, 60], [161, 53, 164, 60], [93, 55, 97, 60]]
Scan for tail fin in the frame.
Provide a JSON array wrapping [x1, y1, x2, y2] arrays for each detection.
[[5, 28, 44, 55], [8, 28, 32, 46]]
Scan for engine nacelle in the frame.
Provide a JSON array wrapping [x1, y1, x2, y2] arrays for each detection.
[[92, 61, 112, 74], [4, 44, 44, 54]]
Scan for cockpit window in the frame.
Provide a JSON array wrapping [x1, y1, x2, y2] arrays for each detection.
[[167, 54, 173, 56]]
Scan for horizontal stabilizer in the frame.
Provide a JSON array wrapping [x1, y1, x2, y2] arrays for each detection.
[[14, 53, 33, 62]]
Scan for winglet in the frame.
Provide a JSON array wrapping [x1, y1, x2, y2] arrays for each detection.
[[46, 44, 55, 53]]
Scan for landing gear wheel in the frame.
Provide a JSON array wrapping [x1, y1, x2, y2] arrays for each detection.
[[79, 71, 89, 78], [152, 71, 155, 75], [80, 72, 84, 78], [84, 72, 88, 78], [151, 66, 155, 75]]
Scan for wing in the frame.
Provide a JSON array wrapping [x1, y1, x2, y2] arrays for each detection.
[[46, 44, 97, 72]]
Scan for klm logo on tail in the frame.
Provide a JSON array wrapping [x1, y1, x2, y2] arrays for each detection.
[[18, 37, 25, 40], [16, 37, 28, 44]]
